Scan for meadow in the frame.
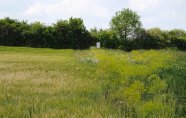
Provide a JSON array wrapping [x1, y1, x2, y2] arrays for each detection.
[[0, 46, 185, 118]]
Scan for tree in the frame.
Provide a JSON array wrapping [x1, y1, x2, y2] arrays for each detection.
[[110, 9, 142, 50], [97, 29, 119, 49], [68, 17, 92, 49], [54, 17, 92, 49], [0, 17, 29, 46], [42, 26, 56, 48], [54, 19, 70, 49], [90, 27, 99, 45], [145, 28, 167, 49], [168, 29, 186, 50], [25, 22, 47, 48]]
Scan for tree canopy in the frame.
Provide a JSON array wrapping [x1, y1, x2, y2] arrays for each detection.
[[0, 17, 93, 49], [110, 8, 142, 41], [0, 8, 186, 51]]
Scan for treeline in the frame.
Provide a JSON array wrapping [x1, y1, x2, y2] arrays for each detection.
[[0, 17, 93, 49], [92, 9, 186, 51], [91, 28, 186, 51], [0, 9, 186, 50]]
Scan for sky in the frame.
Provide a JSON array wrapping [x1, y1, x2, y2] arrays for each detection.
[[0, 0, 186, 30]]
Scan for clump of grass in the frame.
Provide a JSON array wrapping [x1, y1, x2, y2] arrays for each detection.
[[158, 51, 186, 117], [80, 57, 99, 65], [92, 49, 176, 117]]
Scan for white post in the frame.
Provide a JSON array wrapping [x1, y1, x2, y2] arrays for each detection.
[[96, 42, 101, 48]]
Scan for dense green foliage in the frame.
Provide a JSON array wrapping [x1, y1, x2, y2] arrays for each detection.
[[0, 8, 186, 50], [110, 8, 142, 50], [53, 18, 92, 49], [0, 18, 29, 46], [90, 28, 119, 49], [0, 46, 185, 117], [93, 9, 186, 51], [0, 17, 92, 49], [90, 27, 186, 51], [159, 51, 186, 117]]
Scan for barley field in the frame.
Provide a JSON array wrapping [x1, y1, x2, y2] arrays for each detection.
[[0, 46, 185, 118]]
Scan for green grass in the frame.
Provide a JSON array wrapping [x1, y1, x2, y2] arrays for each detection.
[[0, 46, 185, 118]]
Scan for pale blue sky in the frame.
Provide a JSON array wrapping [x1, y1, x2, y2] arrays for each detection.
[[0, 0, 185, 30]]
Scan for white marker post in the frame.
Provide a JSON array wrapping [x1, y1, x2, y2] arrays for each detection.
[[96, 42, 101, 48]]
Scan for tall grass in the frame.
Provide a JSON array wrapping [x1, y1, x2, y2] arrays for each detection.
[[159, 51, 186, 118], [93, 49, 176, 118], [0, 46, 185, 117]]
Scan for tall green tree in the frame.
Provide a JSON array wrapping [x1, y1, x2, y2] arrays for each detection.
[[110, 9, 142, 41], [68, 17, 92, 49], [168, 29, 186, 50], [110, 9, 142, 50], [145, 28, 168, 49], [25, 22, 47, 47], [42, 26, 56, 48], [54, 19, 70, 49], [0, 17, 29, 46], [54, 17, 92, 49]]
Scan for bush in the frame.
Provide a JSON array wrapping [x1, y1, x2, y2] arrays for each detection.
[[0, 17, 92, 49], [54, 17, 92, 49], [90, 29, 119, 49], [0, 17, 29, 46], [144, 28, 167, 49], [168, 29, 186, 50], [0, 17, 185, 50]]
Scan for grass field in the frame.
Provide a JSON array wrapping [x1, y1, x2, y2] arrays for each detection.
[[0, 46, 185, 118]]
